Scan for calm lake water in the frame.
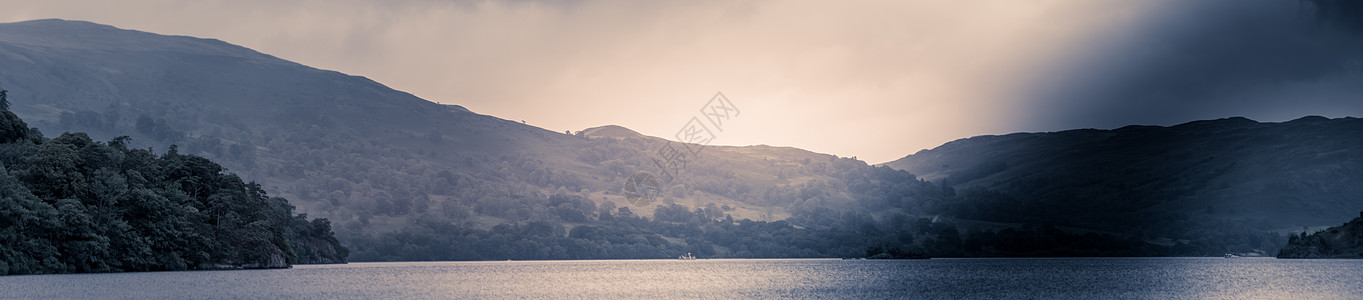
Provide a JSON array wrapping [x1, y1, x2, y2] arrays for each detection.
[[3, 257, 1363, 299]]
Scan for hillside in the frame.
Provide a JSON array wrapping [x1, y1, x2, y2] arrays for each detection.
[[0, 19, 953, 260], [0, 94, 345, 275], [884, 116, 1363, 253], [1278, 212, 1363, 258]]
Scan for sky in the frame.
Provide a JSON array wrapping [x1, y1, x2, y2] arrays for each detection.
[[1, 0, 1359, 164]]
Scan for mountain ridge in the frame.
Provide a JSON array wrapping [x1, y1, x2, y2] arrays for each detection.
[[0, 19, 282, 62]]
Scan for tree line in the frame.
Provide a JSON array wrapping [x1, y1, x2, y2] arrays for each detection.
[[0, 90, 346, 275]]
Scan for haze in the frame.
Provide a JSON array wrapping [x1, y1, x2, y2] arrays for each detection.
[[3, 0, 1358, 163]]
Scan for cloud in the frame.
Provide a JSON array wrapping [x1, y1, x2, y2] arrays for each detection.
[[1018, 0, 1363, 131]]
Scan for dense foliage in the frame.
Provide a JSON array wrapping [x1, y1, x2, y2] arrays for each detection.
[[0, 97, 346, 275], [1278, 212, 1363, 258]]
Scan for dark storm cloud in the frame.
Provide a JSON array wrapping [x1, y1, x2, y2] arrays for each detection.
[[1021, 0, 1363, 131], [1307, 0, 1363, 33]]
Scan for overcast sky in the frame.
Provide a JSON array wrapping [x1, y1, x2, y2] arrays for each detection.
[[2, 0, 1359, 163]]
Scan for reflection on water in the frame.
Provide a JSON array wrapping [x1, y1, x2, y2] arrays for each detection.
[[2, 258, 1362, 299]]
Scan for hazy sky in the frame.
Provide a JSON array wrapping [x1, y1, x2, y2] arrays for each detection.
[[2, 0, 1359, 163]]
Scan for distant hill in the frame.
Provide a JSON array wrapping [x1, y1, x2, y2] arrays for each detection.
[[884, 116, 1363, 247]]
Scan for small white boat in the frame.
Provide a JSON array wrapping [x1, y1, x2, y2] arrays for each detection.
[[1224, 253, 1240, 258], [679, 253, 695, 260]]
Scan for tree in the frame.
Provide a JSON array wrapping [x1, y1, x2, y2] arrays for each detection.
[[0, 111, 347, 275], [0, 89, 27, 144], [0, 110, 29, 144]]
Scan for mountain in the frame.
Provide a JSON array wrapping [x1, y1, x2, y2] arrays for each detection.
[[884, 116, 1363, 251], [0, 19, 955, 260], [6, 19, 1357, 260]]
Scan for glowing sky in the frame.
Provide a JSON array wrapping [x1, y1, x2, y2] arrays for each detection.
[[2, 0, 1359, 163]]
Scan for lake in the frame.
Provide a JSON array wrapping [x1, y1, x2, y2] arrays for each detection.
[[3, 258, 1362, 299]]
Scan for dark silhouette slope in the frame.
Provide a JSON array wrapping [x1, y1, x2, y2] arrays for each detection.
[[886, 116, 1363, 236], [1279, 212, 1363, 258]]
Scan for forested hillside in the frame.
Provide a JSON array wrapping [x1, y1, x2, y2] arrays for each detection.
[[0, 92, 345, 275], [886, 116, 1363, 256], [1278, 212, 1363, 259]]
